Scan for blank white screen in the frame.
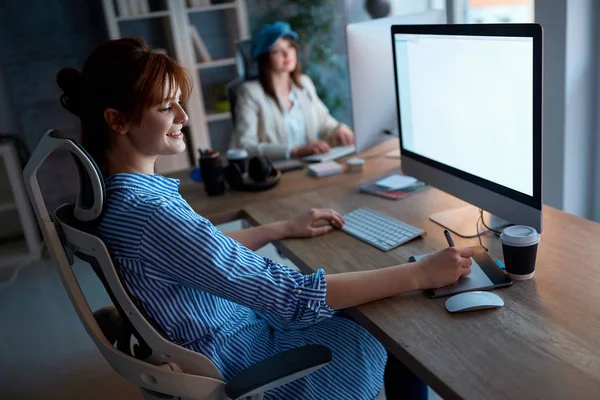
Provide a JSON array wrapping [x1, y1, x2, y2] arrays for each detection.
[[394, 34, 533, 196]]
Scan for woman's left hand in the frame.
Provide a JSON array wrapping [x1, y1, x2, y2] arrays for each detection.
[[284, 208, 345, 238], [332, 125, 355, 146]]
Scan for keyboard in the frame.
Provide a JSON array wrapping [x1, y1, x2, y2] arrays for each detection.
[[303, 145, 356, 163], [341, 208, 425, 251], [272, 159, 304, 172]]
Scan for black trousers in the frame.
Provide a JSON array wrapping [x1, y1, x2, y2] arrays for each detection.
[[384, 351, 428, 400], [336, 310, 428, 399]]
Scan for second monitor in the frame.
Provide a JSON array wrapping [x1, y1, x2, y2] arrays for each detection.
[[346, 11, 446, 153]]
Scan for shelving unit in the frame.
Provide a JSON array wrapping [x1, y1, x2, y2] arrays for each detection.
[[197, 57, 236, 70], [188, 2, 237, 13], [0, 143, 43, 270], [115, 10, 171, 21], [205, 112, 231, 123], [101, 0, 250, 173]]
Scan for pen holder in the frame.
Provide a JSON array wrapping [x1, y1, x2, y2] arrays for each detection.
[[199, 149, 226, 196]]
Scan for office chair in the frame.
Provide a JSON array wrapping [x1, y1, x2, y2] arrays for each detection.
[[22, 129, 332, 400], [227, 39, 257, 127]]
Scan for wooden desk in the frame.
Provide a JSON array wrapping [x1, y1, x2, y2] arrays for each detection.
[[173, 140, 600, 399], [168, 140, 400, 225]]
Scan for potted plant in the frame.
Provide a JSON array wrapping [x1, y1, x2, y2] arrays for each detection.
[[211, 82, 230, 113]]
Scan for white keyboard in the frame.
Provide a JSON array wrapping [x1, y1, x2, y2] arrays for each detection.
[[303, 145, 356, 163], [341, 208, 425, 251]]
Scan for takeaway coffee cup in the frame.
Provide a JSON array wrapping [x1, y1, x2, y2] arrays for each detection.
[[499, 225, 540, 280], [227, 148, 249, 175]]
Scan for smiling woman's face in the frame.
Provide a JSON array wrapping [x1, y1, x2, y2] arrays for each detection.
[[124, 79, 189, 157]]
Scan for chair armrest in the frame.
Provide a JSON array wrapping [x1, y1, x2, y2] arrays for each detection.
[[224, 344, 332, 399]]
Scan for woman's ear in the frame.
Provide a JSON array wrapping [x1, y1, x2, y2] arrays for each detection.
[[104, 108, 128, 135]]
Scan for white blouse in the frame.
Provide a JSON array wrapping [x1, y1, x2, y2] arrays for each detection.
[[279, 86, 307, 159]]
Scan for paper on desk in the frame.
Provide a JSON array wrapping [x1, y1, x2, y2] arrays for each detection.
[[375, 174, 418, 190]]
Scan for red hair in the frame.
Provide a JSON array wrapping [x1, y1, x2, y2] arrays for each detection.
[[57, 37, 192, 168]]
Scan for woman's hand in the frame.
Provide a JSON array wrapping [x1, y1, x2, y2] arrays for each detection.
[[413, 247, 473, 289], [291, 140, 331, 158], [284, 208, 345, 238], [332, 125, 355, 146]]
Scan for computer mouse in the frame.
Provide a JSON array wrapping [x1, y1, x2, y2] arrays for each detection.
[[445, 291, 504, 313]]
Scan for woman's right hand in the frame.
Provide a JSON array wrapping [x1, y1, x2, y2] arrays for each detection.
[[291, 140, 331, 158], [414, 247, 473, 289]]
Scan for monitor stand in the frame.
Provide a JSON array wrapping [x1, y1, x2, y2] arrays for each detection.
[[429, 205, 510, 238], [385, 148, 400, 159]]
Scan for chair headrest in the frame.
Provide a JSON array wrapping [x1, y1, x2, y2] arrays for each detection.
[[42, 130, 106, 223], [235, 40, 258, 81]]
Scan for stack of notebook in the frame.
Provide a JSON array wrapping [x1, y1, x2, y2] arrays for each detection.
[[358, 173, 428, 200]]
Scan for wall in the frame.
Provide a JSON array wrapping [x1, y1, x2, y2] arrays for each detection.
[[563, 0, 598, 218], [534, 0, 567, 211], [1, 52, 23, 239], [535, 0, 600, 221], [0, 53, 20, 134], [0, 0, 107, 210]]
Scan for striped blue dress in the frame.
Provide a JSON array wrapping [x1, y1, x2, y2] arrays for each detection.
[[97, 173, 387, 399]]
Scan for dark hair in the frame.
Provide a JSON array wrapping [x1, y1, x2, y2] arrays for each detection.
[[56, 37, 192, 169], [257, 37, 303, 111]]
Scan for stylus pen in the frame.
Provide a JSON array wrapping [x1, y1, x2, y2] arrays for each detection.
[[444, 229, 455, 247]]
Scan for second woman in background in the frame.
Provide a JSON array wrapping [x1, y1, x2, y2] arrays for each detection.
[[233, 21, 355, 160]]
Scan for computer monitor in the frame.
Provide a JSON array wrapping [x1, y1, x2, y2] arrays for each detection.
[[346, 11, 446, 153], [391, 24, 543, 235]]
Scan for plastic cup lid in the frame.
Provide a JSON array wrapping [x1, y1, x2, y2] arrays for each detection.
[[227, 149, 248, 160], [500, 225, 540, 247], [346, 157, 364, 166]]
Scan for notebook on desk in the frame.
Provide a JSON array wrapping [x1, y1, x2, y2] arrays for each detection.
[[409, 247, 512, 298], [358, 174, 428, 200]]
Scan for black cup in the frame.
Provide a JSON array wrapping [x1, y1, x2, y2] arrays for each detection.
[[500, 225, 540, 280], [199, 150, 225, 196]]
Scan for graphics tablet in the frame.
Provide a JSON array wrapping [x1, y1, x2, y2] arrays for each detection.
[[409, 247, 512, 298]]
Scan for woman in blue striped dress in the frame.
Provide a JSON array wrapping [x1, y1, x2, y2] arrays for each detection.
[[56, 38, 473, 399]]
